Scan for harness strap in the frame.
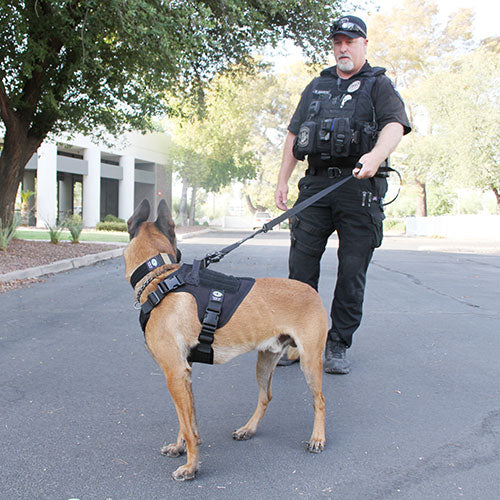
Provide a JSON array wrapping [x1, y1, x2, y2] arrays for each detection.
[[139, 273, 185, 329], [188, 289, 225, 364]]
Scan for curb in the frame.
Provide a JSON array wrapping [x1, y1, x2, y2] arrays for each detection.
[[0, 229, 213, 283], [0, 247, 124, 283]]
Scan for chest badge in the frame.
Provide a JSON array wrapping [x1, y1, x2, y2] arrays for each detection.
[[340, 94, 352, 108], [347, 80, 361, 93]]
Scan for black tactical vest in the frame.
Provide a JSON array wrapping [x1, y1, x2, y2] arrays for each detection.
[[293, 66, 386, 162]]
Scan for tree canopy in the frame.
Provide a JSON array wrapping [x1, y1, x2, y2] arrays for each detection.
[[0, 0, 342, 223]]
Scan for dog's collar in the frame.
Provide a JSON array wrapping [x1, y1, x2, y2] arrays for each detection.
[[130, 252, 178, 289]]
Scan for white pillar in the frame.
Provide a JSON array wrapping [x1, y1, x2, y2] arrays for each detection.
[[82, 146, 101, 227], [35, 142, 58, 228], [118, 154, 135, 220], [59, 174, 73, 217]]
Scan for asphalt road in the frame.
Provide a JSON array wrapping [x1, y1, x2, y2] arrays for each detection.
[[1, 230, 499, 500]]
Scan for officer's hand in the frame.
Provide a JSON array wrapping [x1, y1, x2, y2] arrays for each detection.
[[275, 184, 289, 211], [352, 153, 381, 179]]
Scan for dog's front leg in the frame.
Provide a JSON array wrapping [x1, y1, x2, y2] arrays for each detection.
[[163, 367, 200, 481]]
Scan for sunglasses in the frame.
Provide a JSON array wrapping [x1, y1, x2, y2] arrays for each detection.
[[331, 20, 367, 38]]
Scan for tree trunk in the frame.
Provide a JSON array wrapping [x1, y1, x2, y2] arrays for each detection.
[[178, 178, 189, 226], [493, 188, 500, 214], [415, 179, 427, 217], [0, 127, 42, 225], [189, 185, 197, 226]]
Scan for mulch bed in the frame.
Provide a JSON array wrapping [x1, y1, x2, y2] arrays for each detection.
[[0, 239, 118, 294]]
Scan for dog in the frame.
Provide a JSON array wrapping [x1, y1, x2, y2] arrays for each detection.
[[123, 199, 328, 481]]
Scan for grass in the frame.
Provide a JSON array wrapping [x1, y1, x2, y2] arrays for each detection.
[[15, 228, 129, 243]]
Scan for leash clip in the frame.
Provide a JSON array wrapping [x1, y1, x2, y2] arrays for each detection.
[[133, 301, 141, 310]]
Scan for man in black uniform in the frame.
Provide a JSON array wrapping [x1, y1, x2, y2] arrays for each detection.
[[275, 15, 411, 373]]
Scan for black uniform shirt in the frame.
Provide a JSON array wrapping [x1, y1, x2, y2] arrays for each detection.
[[288, 62, 411, 160]]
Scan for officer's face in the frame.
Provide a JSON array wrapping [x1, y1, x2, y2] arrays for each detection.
[[333, 34, 368, 77]]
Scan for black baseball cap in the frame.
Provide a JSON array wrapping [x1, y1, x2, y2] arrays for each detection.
[[329, 15, 367, 39]]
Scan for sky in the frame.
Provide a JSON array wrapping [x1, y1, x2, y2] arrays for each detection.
[[353, 0, 499, 40]]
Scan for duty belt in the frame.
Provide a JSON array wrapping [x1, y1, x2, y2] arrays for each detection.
[[306, 166, 352, 178]]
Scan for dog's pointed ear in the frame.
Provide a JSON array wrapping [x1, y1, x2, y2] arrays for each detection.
[[127, 199, 150, 239], [155, 199, 176, 242]]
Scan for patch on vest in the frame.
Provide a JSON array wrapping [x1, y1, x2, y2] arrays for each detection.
[[298, 126, 311, 148], [347, 80, 361, 93]]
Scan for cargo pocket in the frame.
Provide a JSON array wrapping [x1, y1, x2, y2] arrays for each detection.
[[369, 209, 385, 249]]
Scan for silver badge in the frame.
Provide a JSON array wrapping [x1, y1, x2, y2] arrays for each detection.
[[347, 80, 361, 93], [340, 94, 352, 108]]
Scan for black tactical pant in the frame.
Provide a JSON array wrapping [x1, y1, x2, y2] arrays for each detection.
[[289, 172, 387, 348]]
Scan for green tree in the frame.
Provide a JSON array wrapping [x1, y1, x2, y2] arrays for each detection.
[[0, 0, 341, 225], [368, 0, 476, 215], [411, 44, 500, 212], [166, 66, 262, 225], [243, 60, 320, 214]]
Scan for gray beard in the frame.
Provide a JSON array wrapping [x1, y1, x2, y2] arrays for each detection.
[[337, 58, 354, 72]]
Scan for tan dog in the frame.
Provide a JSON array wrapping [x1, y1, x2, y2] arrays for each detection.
[[124, 199, 328, 481]]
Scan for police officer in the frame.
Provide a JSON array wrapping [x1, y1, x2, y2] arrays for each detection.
[[275, 15, 411, 373]]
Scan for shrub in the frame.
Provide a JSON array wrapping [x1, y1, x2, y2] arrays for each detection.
[[96, 220, 128, 232], [64, 214, 84, 243], [383, 217, 406, 233], [45, 220, 64, 244], [102, 214, 125, 223], [0, 214, 21, 251]]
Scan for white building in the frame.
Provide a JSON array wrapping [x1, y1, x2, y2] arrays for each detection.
[[16, 130, 172, 228]]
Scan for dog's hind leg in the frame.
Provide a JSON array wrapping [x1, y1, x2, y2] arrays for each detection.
[[232, 349, 281, 441], [299, 348, 326, 453], [161, 366, 201, 481]]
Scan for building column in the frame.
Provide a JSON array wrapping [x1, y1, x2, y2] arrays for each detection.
[[35, 142, 58, 228], [83, 146, 101, 227], [58, 174, 73, 218], [118, 154, 134, 221]]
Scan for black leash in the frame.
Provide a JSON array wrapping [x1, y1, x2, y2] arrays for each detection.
[[202, 173, 355, 268]]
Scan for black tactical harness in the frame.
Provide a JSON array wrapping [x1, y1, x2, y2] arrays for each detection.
[[131, 257, 255, 364]]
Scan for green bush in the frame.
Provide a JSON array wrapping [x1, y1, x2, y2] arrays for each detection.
[[64, 214, 84, 243], [0, 214, 21, 251], [102, 214, 125, 223], [45, 220, 64, 244], [383, 217, 406, 233], [96, 220, 128, 232]]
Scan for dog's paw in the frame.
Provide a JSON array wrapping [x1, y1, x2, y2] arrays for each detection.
[[161, 442, 186, 457], [307, 439, 326, 453], [171, 465, 198, 481], [232, 428, 256, 441]]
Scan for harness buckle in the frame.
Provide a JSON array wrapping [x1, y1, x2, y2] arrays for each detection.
[[198, 333, 215, 345], [327, 167, 342, 178], [147, 290, 162, 307], [158, 275, 182, 293], [203, 310, 219, 330]]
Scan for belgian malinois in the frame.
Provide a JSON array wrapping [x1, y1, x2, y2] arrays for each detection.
[[124, 199, 328, 481]]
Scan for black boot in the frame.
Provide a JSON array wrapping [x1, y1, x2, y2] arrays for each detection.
[[323, 339, 350, 374]]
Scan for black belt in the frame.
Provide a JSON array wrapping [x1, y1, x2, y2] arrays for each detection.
[[306, 166, 352, 178]]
